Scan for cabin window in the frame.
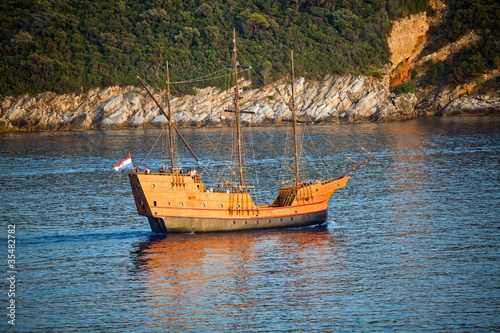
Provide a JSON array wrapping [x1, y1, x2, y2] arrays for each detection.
[[154, 201, 157, 206]]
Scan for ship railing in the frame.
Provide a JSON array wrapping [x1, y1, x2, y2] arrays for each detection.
[[133, 171, 201, 182], [280, 179, 320, 190], [205, 184, 255, 194]]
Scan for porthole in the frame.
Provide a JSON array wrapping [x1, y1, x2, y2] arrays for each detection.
[[167, 202, 170, 206], [152, 184, 155, 188], [169, 185, 173, 188], [202, 203, 205, 207], [295, 210, 297, 213], [315, 189, 318, 192], [280, 218, 283, 222], [180, 203, 183, 206], [269, 219, 271, 223], [256, 220, 259, 224], [220, 204, 223, 208], [237, 205, 240, 208], [232, 221, 236, 224], [153, 201, 157, 206], [291, 217, 293, 221], [245, 221, 247, 224]]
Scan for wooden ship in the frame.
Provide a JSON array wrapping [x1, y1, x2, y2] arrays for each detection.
[[128, 32, 373, 233]]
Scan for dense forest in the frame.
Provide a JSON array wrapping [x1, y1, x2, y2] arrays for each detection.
[[0, 0, 498, 97]]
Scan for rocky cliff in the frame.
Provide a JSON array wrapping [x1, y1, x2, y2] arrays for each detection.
[[1, 1, 499, 133], [386, 0, 499, 118], [0, 75, 419, 132]]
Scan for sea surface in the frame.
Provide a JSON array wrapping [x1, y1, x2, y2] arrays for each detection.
[[0, 116, 499, 332]]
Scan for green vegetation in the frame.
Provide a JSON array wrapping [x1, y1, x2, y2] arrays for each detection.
[[365, 69, 384, 78], [0, 0, 432, 97], [393, 81, 414, 94], [3, 0, 494, 97], [420, 0, 500, 87]]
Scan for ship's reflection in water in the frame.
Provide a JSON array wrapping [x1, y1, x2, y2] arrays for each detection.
[[131, 226, 347, 331]]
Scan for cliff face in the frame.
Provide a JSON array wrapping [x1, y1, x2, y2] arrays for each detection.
[[387, 12, 429, 88], [0, 75, 418, 132], [1, 1, 498, 133], [387, 1, 499, 116]]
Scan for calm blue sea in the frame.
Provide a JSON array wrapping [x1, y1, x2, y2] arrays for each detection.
[[0, 116, 499, 332]]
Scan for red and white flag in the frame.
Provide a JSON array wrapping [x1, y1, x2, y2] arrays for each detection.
[[114, 155, 133, 172]]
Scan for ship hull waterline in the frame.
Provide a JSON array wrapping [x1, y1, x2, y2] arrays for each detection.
[[147, 210, 328, 233], [128, 172, 350, 234]]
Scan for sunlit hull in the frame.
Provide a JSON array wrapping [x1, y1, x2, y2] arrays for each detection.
[[129, 172, 350, 233]]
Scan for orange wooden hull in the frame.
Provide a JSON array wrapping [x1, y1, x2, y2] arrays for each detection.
[[128, 172, 350, 233]]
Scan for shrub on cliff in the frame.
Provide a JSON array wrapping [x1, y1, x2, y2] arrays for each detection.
[[366, 69, 385, 79], [393, 82, 415, 95]]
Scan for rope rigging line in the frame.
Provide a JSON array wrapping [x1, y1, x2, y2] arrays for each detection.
[[247, 125, 260, 205], [198, 127, 236, 182], [279, 122, 292, 185], [170, 67, 227, 83], [335, 124, 375, 157], [138, 127, 166, 168], [170, 68, 251, 85], [255, 127, 293, 171], [309, 125, 360, 165], [303, 124, 334, 180]]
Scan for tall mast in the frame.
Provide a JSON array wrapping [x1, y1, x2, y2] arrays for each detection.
[[166, 61, 174, 172], [291, 51, 300, 186], [137, 76, 199, 163], [233, 29, 244, 186]]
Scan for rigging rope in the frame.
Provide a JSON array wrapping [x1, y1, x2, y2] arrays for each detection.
[[170, 68, 251, 85], [139, 127, 165, 168], [303, 124, 334, 180], [248, 125, 260, 206], [256, 127, 293, 171]]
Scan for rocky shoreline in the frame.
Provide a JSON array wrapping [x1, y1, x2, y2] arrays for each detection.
[[0, 75, 498, 132]]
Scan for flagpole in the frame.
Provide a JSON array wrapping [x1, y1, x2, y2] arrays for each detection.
[[129, 152, 134, 171]]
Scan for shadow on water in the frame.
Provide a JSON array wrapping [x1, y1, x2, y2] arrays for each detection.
[[21, 229, 152, 246]]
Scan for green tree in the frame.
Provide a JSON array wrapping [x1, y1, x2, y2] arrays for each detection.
[[393, 82, 414, 94], [245, 13, 270, 34]]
